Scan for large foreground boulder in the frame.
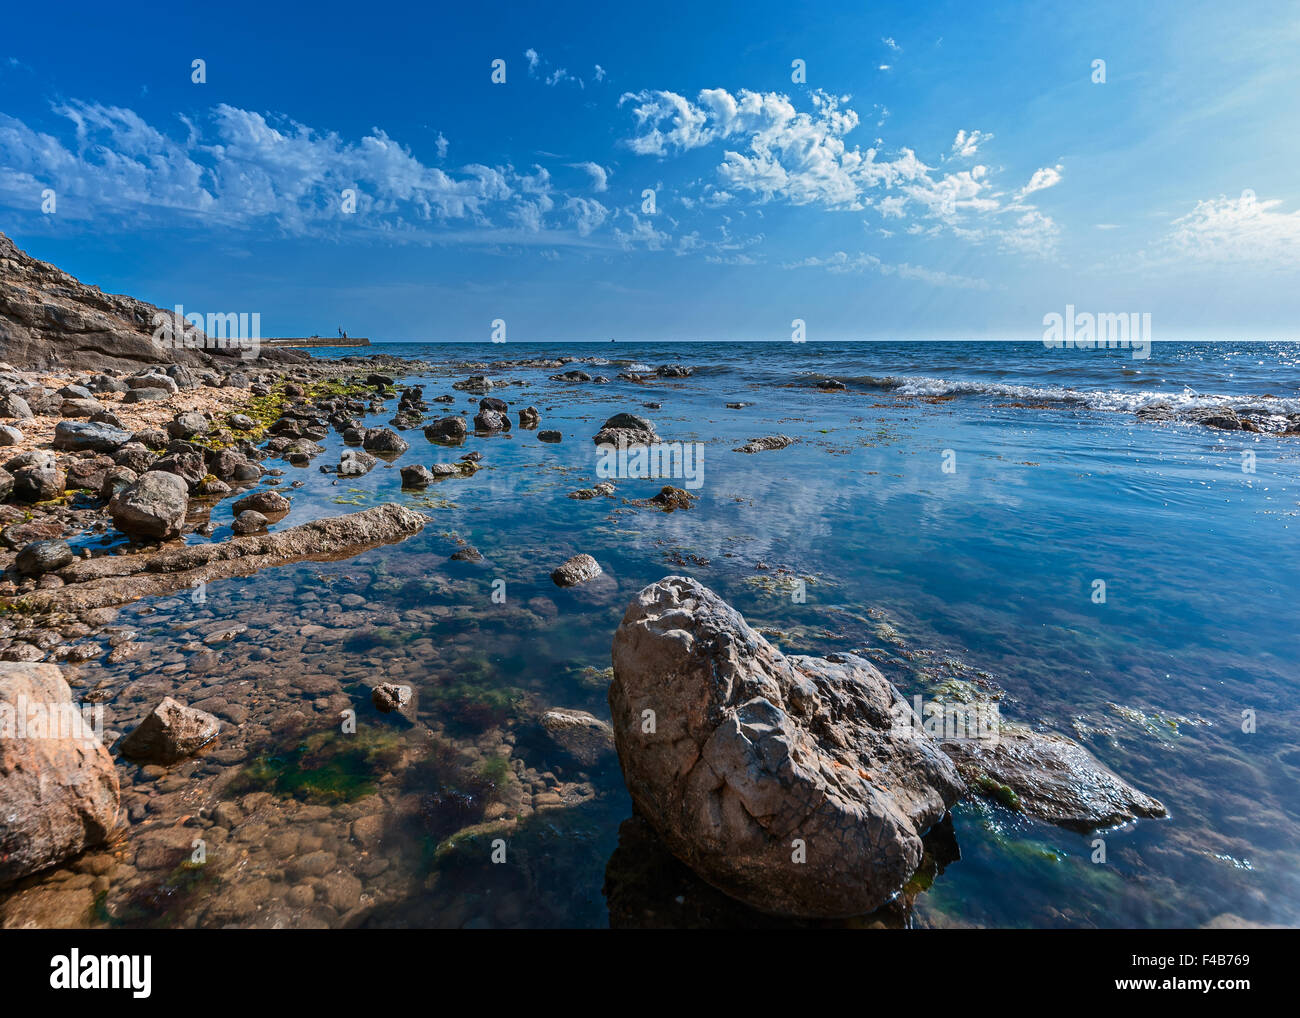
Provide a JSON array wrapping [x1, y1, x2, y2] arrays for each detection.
[[0, 662, 121, 887], [609, 576, 965, 918]]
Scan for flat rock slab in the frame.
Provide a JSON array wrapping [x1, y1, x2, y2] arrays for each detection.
[[940, 725, 1167, 831], [609, 575, 965, 918], [4, 504, 430, 614]]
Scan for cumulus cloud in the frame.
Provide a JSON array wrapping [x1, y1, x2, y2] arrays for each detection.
[[617, 86, 1062, 255], [565, 196, 608, 236], [524, 48, 540, 74]]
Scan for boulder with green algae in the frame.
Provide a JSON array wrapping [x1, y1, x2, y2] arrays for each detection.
[[939, 725, 1167, 832]]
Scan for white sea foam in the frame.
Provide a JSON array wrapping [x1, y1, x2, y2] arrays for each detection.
[[886, 375, 1300, 420]]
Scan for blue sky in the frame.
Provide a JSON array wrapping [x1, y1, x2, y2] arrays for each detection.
[[2, 0, 1298, 341]]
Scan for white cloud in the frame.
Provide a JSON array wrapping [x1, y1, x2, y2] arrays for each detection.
[[565, 196, 608, 236], [1018, 164, 1063, 198], [784, 250, 989, 289], [569, 161, 609, 191], [1162, 191, 1300, 265], [524, 48, 540, 74], [613, 211, 670, 250], [0, 100, 607, 248], [618, 86, 1063, 256], [951, 128, 991, 158], [594, 64, 606, 82], [882, 37, 901, 52]]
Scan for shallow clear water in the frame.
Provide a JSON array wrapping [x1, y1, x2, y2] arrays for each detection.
[[66, 340, 1300, 928]]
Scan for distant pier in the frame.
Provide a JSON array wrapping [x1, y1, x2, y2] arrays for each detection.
[[262, 337, 371, 348]]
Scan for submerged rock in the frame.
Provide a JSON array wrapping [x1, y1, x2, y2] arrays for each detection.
[[0, 662, 121, 887], [551, 553, 602, 587], [734, 435, 795, 454], [539, 708, 615, 767], [118, 697, 222, 764], [569, 481, 616, 500], [371, 682, 411, 713], [608, 576, 965, 918], [940, 725, 1167, 831]]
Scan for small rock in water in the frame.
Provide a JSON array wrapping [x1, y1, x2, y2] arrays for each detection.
[[733, 435, 795, 454], [232, 489, 291, 518], [568, 481, 616, 500], [538, 429, 563, 442], [424, 416, 468, 444], [551, 553, 602, 587], [337, 448, 378, 476], [118, 697, 222, 765], [362, 427, 410, 454], [232, 510, 269, 535], [651, 486, 695, 511], [474, 409, 511, 433], [400, 465, 436, 488], [539, 708, 616, 766], [518, 406, 540, 428], [593, 412, 657, 447]]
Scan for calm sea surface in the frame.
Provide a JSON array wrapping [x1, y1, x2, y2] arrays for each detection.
[[76, 340, 1300, 928]]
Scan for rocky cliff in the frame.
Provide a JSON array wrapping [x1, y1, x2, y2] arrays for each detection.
[[0, 231, 295, 371]]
